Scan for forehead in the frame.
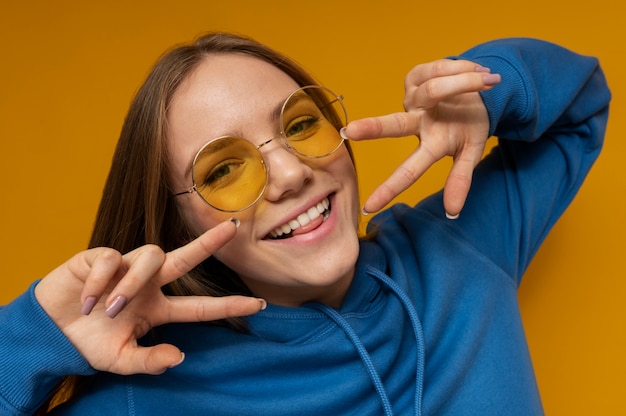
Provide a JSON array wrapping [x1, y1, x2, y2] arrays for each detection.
[[169, 53, 300, 133], [166, 54, 301, 178]]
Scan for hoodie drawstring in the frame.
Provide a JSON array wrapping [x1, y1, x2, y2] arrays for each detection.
[[311, 303, 395, 416], [310, 266, 425, 416], [367, 266, 425, 416]]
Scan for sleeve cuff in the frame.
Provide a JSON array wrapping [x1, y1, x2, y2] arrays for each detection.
[[0, 281, 96, 414]]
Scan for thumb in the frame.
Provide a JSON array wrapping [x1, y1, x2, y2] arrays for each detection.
[[118, 344, 185, 375]]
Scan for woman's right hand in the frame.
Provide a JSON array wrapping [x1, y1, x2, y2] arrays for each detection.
[[34, 219, 264, 376], [345, 59, 499, 217]]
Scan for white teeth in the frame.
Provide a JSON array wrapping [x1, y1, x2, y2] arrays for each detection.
[[297, 212, 312, 226], [269, 197, 330, 239]]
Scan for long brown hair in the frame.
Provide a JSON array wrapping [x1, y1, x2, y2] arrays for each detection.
[[38, 31, 352, 414]]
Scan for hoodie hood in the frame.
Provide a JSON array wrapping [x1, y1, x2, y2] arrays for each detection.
[[247, 241, 425, 415]]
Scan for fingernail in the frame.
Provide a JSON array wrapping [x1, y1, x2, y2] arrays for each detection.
[[229, 217, 241, 228], [361, 206, 370, 216], [339, 127, 349, 140], [105, 295, 127, 319], [482, 73, 501, 86], [170, 352, 185, 368], [258, 298, 267, 310], [445, 211, 460, 220], [81, 296, 98, 315], [475, 65, 491, 73]]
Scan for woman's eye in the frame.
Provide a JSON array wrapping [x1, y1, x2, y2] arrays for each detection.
[[286, 116, 320, 138], [205, 161, 241, 185]]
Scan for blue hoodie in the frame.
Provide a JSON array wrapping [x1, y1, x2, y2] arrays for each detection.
[[0, 38, 610, 416]]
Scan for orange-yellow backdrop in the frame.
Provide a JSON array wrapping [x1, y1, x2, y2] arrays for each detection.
[[1, 1, 623, 414]]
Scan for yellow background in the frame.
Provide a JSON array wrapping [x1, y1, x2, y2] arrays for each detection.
[[1, 1, 623, 413]]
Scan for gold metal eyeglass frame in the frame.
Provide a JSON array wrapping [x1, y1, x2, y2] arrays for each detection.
[[172, 85, 347, 212]]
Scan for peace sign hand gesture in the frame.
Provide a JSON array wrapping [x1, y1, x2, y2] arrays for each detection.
[[344, 59, 500, 218], [34, 219, 265, 375]]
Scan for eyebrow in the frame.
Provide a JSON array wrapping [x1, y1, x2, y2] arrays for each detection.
[[183, 91, 307, 178], [270, 89, 307, 122], [183, 136, 240, 175]]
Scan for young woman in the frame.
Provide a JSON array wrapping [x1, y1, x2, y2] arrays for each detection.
[[0, 33, 610, 415]]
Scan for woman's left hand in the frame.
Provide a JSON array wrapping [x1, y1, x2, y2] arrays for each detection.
[[344, 59, 500, 218]]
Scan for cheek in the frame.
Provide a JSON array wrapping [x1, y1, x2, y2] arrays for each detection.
[[177, 197, 225, 236], [212, 231, 250, 266], [332, 148, 359, 199], [337, 145, 357, 175], [178, 197, 257, 265]]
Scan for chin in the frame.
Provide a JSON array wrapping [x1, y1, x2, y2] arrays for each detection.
[[312, 238, 360, 283]]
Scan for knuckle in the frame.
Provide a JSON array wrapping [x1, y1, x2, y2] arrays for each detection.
[[193, 299, 222, 321], [403, 92, 416, 111], [449, 171, 472, 188], [139, 244, 166, 260], [404, 63, 427, 87], [196, 235, 218, 256], [170, 252, 195, 275], [95, 247, 123, 263], [84, 247, 124, 277], [431, 59, 449, 75], [392, 113, 409, 134], [422, 79, 441, 101], [370, 117, 385, 137], [134, 244, 167, 272], [397, 165, 419, 184], [404, 64, 424, 85], [377, 181, 400, 203], [419, 142, 439, 162]]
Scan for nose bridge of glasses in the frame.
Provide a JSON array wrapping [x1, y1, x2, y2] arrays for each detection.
[[255, 132, 292, 153]]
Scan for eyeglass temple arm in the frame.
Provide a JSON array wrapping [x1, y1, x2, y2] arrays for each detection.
[[173, 186, 196, 197]]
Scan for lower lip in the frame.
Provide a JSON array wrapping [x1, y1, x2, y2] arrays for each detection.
[[291, 211, 325, 236], [270, 196, 337, 245]]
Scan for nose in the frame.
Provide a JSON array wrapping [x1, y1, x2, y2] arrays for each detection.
[[261, 141, 313, 202]]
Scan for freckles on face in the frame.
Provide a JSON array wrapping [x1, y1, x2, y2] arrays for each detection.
[[212, 143, 360, 297], [166, 53, 302, 228], [166, 54, 302, 202], [165, 53, 361, 304]]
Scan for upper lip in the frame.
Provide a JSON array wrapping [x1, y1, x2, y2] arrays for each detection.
[[263, 193, 332, 239]]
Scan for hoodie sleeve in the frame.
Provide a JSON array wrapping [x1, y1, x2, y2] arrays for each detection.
[[431, 38, 611, 285], [0, 282, 95, 416]]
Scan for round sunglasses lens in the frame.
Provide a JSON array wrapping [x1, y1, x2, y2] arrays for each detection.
[[192, 137, 267, 212], [281, 86, 347, 158]]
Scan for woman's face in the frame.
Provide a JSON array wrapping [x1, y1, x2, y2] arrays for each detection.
[[167, 54, 360, 307]]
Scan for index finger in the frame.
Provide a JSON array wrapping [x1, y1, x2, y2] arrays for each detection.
[[156, 219, 239, 285], [343, 111, 420, 141]]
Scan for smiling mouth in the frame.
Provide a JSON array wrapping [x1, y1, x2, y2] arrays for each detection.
[[267, 197, 331, 240]]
